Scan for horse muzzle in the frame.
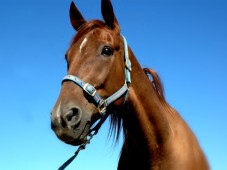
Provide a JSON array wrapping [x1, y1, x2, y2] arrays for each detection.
[[51, 106, 92, 146]]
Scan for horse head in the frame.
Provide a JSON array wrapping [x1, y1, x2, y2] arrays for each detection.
[[51, 0, 129, 146]]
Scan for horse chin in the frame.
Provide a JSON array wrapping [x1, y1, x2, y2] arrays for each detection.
[[56, 122, 91, 146]]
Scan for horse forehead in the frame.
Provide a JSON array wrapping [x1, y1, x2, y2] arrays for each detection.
[[68, 28, 119, 57], [91, 28, 116, 44]]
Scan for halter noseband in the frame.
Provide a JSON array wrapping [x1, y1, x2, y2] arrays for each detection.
[[58, 35, 131, 170], [62, 35, 131, 116]]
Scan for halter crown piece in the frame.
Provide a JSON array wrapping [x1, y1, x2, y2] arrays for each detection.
[[58, 35, 131, 170]]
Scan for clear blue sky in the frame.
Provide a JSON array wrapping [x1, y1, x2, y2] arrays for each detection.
[[1, 0, 227, 169]]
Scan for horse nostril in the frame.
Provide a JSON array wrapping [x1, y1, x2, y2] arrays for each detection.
[[63, 107, 82, 128]]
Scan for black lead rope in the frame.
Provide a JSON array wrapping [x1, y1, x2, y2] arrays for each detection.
[[58, 114, 109, 170]]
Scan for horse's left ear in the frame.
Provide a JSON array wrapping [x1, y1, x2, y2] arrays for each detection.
[[101, 0, 119, 30], [70, 1, 87, 31]]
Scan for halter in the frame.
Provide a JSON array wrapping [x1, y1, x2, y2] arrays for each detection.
[[58, 35, 131, 170], [62, 35, 131, 116]]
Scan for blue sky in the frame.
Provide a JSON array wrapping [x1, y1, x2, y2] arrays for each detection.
[[0, 0, 227, 169]]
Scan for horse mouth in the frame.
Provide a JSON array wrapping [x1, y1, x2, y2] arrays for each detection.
[[55, 122, 91, 146], [65, 137, 87, 146]]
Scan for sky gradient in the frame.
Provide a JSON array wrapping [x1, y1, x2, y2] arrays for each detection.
[[1, 0, 227, 169]]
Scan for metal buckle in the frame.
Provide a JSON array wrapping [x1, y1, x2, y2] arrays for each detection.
[[98, 100, 107, 115], [125, 60, 131, 71], [83, 83, 96, 97]]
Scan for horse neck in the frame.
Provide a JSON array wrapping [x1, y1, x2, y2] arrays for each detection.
[[119, 50, 174, 169], [129, 51, 172, 143], [118, 49, 209, 170]]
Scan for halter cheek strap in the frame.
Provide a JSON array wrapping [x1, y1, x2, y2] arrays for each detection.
[[122, 35, 131, 84], [62, 35, 131, 116]]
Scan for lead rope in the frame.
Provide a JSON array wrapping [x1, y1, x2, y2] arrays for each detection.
[[58, 133, 94, 170], [58, 132, 94, 170]]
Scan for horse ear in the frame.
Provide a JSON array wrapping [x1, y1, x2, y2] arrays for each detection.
[[101, 0, 119, 30], [70, 1, 86, 31]]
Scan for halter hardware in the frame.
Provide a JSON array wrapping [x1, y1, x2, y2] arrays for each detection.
[[83, 83, 96, 97], [97, 100, 107, 115]]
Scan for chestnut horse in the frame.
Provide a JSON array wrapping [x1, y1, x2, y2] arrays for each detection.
[[51, 0, 209, 169]]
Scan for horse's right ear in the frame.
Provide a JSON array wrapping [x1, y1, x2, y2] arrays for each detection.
[[70, 1, 86, 31], [101, 0, 119, 31]]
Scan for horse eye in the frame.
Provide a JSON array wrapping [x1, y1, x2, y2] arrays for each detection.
[[101, 46, 113, 57]]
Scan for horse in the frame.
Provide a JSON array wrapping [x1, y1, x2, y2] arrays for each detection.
[[51, 0, 209, 169]]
